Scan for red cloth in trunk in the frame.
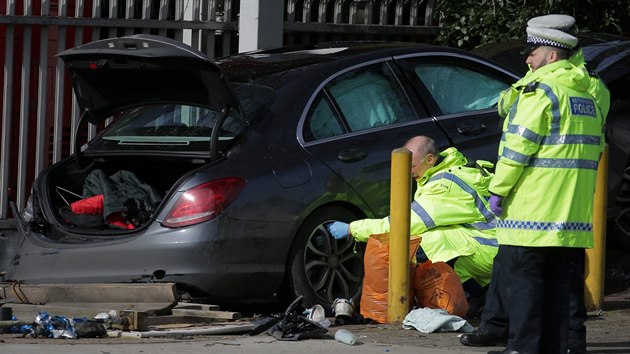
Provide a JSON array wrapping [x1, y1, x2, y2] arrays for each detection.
[[70, 194, 104, 214]]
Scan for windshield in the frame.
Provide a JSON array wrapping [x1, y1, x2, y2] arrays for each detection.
[[88, 104, 245, 153]]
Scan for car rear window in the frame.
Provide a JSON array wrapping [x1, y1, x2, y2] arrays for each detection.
[[88, 104, 244, 153]]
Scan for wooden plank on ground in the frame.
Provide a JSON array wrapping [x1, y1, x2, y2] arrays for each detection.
[[48, 302, 176, 315], [112, 323, 256, 338], [116, 310, 149, 331], [171, 308, 241, 320], [174, 302, 221, 311], [146, 314, 218, 326], [8, 303, 120, 319], [0, 283, 178, 304]]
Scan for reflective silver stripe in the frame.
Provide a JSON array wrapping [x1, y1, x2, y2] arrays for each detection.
[[497, 220, 593, 232], [501, 92, 518, 144], [465, 220, 497, 230], [411, 201, 435, 229], [502, 82, 602, 176], [501, 147, 531, 164], [506, 125, 601, 146], [473, 236, 499, 247], [528, 158, 599, 170], [541, 134, 601, 145], [537, 83, 601, 145], [539, 83, 562, 134], [501, 83, 601, 149], [508, 95, 520, 122], [428, 172, 495, 223], [506, 123, 543, 144]]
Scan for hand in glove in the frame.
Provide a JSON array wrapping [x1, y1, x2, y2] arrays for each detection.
[[327, 221, 350, 240], [489, 194, 504, 216]]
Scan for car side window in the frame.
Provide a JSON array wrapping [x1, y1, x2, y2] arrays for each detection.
[[414, 62, 509, 115], [303, 94, 345, 141], [328, 63, 416, 132], [304, 62, 416, 142]]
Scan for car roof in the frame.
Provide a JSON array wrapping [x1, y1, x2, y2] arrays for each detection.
[[472, 32, 630, 82], [215, 41, 475, 87]]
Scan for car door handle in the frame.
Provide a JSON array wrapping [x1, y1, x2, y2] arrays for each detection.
[[338, 148, 368, 162], [457, 122, 487, 136]]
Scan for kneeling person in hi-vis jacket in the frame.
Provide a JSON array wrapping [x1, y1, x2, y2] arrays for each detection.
[[327, 135, 498, 310]]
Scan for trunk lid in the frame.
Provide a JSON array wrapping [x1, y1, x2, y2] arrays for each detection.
[[57, 34, 245, 125]]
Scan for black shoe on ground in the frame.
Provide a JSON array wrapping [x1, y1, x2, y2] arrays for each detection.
[[488, 350, 522, 354], [460, 328, 503, 346]]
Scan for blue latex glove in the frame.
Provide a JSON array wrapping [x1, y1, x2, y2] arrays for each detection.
[[327, 222, 350, 240], [489, 194, 504, 216]]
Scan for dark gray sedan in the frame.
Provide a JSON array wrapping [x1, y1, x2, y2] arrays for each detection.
[[3, 35, 518, 309]]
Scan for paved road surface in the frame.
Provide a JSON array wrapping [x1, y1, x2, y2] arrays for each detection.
[[2, 303, 629, 354]]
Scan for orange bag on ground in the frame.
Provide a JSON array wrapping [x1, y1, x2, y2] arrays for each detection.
[[413, 260, 469, 318], [360, 233, 420, 323]]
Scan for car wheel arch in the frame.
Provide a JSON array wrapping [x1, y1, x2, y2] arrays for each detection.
[[279, 203, 367, 312]]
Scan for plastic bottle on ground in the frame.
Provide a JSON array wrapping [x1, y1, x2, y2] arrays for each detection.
[[335, 328, 358, 345]]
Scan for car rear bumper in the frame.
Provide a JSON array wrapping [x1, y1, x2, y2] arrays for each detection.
[[2, 216, 291, 302]]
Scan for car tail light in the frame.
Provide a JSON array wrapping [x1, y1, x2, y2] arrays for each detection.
[[162, 177, 246, 228]]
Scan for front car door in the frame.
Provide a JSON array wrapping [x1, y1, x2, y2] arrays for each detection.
[[395, 53, 518, 163]]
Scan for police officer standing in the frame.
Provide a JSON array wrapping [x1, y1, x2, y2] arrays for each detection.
[[460, 14, 610, 354], [483, 20, 605, 354]]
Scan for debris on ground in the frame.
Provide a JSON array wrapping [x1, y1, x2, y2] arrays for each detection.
[[0, 282, 252, 339]]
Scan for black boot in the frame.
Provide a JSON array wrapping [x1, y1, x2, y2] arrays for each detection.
[[460, 328, 504, 346], [463, 279, 487, 319], [566, 348, 587, 354]]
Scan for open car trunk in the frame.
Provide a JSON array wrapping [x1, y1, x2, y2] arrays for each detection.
[[31, 154, 207, 239], [22, 35, 250, 240]]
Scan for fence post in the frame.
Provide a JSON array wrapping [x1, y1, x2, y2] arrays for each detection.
[[238, 0, 283, 52]]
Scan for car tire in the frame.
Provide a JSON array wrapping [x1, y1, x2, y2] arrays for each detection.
[[281, 206, 364, 314]]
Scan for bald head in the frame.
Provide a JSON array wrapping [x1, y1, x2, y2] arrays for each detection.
[[404, 136, 439, 180], [405, 136, 439, 156]]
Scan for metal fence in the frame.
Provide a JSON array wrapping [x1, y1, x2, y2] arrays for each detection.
[[0, 0, 438, 219], [284, 0, 438, 44]]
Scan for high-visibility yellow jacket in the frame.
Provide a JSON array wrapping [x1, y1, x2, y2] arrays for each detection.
[[350, 147, 498, 285], [349, 147, 496, 242], [499, 49, 610, 121], [490, 59, 605, 248], [569, 48, 611, 120]]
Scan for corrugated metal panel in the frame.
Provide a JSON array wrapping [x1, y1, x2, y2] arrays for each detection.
[[1, 0, 17, 219], [0, 0, 240, 218]]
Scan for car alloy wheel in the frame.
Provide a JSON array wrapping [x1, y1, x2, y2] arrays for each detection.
[[283, 207, 364, 311]]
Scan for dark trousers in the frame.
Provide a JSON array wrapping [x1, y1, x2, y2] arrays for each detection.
[[568, 249, 587, 352], [503, 245, 571, 354], [480, 245, 510, 338], [479, 246, 586, 352]]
